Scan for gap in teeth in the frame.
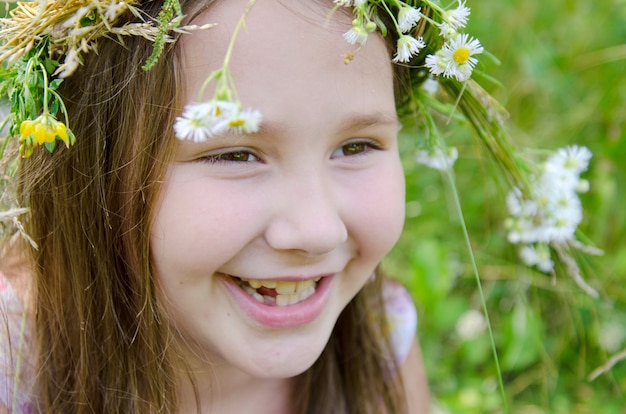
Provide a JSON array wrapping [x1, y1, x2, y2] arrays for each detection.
[[237, 277, 320, 306]]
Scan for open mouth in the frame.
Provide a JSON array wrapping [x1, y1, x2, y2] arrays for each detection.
[[231, 276, 321, 306]]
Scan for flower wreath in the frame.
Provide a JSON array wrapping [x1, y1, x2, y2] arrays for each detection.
[[0, 0, 601, 292]]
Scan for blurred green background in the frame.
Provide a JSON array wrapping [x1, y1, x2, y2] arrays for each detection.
[[385, 0, 626, 412]]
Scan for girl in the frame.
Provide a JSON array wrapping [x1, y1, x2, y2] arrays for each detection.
[[0, 0, 528, 412]]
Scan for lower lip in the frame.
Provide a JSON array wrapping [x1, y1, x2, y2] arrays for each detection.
[[220, 274, 335, 329]]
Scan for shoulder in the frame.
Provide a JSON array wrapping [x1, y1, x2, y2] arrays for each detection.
[[381, 279, 431, 412], [381, 278, 417, 365]]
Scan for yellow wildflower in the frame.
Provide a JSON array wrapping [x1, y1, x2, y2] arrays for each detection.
[[18, 114, 73, 157]]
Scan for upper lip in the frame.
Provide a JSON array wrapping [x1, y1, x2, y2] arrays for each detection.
[[220, 272, 335, 282]]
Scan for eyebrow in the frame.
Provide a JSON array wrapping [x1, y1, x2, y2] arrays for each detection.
[[256, 112, 400, 137], [338, 113, 400, 132]]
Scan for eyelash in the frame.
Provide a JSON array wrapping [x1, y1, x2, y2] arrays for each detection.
[[331, 139, 383, 158], [199, 150, 260, 165], [197, 139, 382, 165]]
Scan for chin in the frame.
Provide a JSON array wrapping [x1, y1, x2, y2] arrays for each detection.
[[235, 323, 336, 380]]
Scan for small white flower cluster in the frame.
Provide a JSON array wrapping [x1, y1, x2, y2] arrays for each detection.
[[173, 0, 262, 143], [174, 100, 262, 142], [598, 320, 626, 353], [455, 309, 487, 341], [505, 146, 592, 272], [336, 0, 484, 82], [414, 146, 458, 171]]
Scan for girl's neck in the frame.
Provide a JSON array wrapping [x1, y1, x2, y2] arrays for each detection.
[[175, 357, 295, 414]]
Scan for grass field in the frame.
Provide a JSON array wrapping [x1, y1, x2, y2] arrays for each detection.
[[386, 0, 626, 412]]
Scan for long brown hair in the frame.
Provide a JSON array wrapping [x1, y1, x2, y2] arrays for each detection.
[[14, 1, 408, 412]]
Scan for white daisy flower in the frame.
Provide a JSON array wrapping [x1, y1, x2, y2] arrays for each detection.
[[183, 101, 215, 120], [506, 187, 538, 218], [542, 163, 579, 193], [174, 114, 214, 143], [427, 34, 483, 81], [397, 6, 422, 33], [550, 194, 583, 236], [443, 0, 471, 30], [424, 51, 447, 77], [392, 35, 425, 63], [506, 217, 532, 244], [221, 108, 263, 135], [547, 145, 592, 175], [174, 100, 242, 142], [174, 102, 216, 142], [505, 146, 592, 251], [334, 0, 366, 7], [415, 146, 458, 171], [438, 22, 458, 40], [519, 244, 554, 273], [576, 179, 590, 193], [343, 25, 368, 45]]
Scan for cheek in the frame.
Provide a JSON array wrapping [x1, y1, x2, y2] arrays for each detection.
[[344, 159, 406, 259], [150, 173, 263, 277]]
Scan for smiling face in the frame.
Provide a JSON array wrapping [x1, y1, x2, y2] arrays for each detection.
[[150, 0, 405, 382]]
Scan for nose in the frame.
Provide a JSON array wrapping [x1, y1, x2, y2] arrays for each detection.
[[264, 172, 348, 256]]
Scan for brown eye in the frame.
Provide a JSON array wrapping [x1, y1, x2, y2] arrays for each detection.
[[218, 151, 256, 162], [341, 142, 366, 156], [202, 150, 259, 163], [331, 140, 381, 158]]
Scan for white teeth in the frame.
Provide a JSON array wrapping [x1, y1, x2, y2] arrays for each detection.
[[275, 280, 297, 295], [262, 280, 277, 288], [275, 289, 314, 306], [248, 279, 262, 289], [297, 279, 314, 291], [275, 294, 290, 306], [251, 291, 264, 303], [235, 276, 321, 306], [243, 278, 276, 289]]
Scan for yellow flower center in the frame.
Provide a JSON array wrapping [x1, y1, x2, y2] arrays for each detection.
[[228, 118, 246, 128], [453, 47, 471, 64]]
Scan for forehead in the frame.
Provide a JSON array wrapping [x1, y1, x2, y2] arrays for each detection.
[[179, 0, 395, 124]]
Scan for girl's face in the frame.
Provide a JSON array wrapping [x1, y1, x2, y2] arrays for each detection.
[[151, 0, 405, 381]]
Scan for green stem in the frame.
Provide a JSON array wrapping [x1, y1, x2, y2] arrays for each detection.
[[444, 165, 510, 413], [197, 0, 258, 102], [0, 115, 12, 159], [380, 0, 402, 33], [38, 62, 50, 115]]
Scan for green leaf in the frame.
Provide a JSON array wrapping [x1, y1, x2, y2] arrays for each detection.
[[49, 97, 60, 116], [143, 0, 183, 71], [49, 78, 63, 90], [43, 58, 59, 74], [501, 302, 543, 371]]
